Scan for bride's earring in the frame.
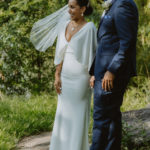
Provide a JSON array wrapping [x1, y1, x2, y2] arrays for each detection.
[[81, 13, 84, 16]]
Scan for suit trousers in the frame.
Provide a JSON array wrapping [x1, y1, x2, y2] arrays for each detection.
[[90, 78, 129, 150]]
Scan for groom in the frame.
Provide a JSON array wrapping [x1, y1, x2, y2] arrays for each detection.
[[89, 0, 138, 149]]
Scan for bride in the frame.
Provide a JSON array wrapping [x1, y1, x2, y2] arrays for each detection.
[[30, 0, 97, 149]]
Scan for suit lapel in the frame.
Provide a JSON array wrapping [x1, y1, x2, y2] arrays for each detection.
[[97, 0, 116, 37], [97, 10, 108, 37]]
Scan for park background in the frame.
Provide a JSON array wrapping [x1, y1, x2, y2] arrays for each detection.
[[0, 0, 150, 149]]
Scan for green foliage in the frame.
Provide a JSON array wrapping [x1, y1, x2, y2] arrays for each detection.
[[0, 0, 63, 94], [134, 0, 150, 76], [0, 0, 150, 94], [121, 76, 150, 111], [0, 0, 149, 93]]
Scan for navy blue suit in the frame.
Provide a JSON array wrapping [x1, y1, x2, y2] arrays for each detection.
[[90, 0, 138, 149]]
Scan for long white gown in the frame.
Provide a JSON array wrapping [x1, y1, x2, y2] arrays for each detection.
[[49, 21, 97, 150]]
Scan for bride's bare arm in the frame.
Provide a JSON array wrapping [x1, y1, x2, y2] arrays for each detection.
[[54, 62, 63, 94], [90, 76, 95, 88]]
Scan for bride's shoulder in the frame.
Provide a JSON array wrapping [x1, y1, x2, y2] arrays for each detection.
[[86, 22, 97, 31]]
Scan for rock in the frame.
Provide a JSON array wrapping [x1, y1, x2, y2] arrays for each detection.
[[17, 132, 51, 150], [122, 106, 150, 146]]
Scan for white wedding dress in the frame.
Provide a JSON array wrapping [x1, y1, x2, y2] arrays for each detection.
[[49, 21, 97, 150]]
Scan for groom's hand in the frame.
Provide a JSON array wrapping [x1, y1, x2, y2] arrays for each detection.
[[102, 71, 115, 91]]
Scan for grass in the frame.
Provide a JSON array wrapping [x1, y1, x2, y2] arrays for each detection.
[[122, 76, 150, 111], [0, 93, 57, 150], [0, 77, 150, 150]]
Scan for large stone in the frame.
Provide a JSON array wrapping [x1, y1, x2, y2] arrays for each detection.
[[122, 105, 150, 145]]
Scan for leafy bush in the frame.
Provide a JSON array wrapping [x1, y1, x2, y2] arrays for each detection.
[[0, 0, 150, 94], [0, 0, 65, 94], [135, 0, 150, 76]]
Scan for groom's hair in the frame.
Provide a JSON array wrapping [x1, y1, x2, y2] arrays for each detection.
[[76, 0, 93, 16]]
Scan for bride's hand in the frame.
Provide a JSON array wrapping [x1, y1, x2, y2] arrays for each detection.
[[90, 76, 95, 88], [54, 76, 62, 94]]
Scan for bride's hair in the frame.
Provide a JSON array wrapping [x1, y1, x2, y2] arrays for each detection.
[[76, 0, 93, 16]]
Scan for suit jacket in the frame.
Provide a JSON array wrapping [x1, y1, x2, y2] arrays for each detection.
[[89, 0, 139, 80]]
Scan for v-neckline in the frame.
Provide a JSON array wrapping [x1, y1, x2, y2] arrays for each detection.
[[64, 21, 90, 43]]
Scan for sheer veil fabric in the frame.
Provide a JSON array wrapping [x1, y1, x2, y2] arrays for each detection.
[[30, 5, 69, 52]]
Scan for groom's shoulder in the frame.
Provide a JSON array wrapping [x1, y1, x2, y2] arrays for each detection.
[[114, 0, 138, 14], [115, 0, 137, 8]]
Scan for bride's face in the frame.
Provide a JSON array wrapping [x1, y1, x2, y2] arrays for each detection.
[[68, 0, 85, 21]]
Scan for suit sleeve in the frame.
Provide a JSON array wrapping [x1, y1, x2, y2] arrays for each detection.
[[107, 1, 137, 75]]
